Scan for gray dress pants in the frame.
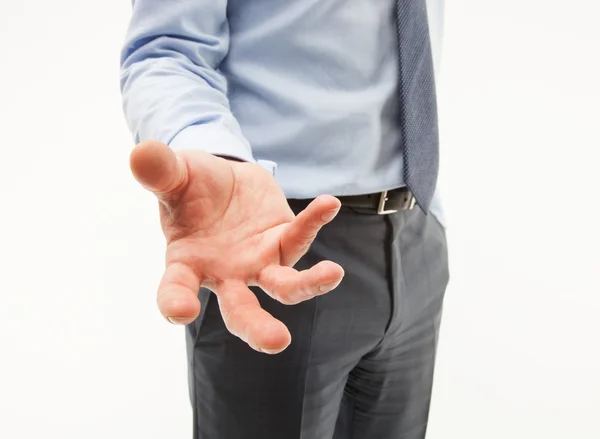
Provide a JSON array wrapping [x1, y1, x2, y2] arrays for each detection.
[[185, 199, 449, 439]]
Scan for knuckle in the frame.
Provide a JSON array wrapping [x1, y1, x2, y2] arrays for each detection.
[[276, 293, 296, 305], [225, 305, 244, 324], [285, 289, 313, 305], [220, 307, 233, 325], [293, 236, 315, 252], [220, 299, 242, 325]]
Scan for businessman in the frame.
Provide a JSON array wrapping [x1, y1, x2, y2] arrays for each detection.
[[121, 0, 449, 438]]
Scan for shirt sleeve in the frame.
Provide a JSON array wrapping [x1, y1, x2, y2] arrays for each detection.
[[120, 0, 255, 163]]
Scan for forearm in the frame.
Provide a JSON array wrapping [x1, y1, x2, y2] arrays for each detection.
[[120, 0, 254, 162]]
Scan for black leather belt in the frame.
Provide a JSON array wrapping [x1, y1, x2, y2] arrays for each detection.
[[288, 188, 415, 215], [337, 187, 416, 214]]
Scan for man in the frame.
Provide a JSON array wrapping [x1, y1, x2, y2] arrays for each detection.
[[120, 0, 449, 438]]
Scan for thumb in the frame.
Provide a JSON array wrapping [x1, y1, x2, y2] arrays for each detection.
[[129, 140, 188, 200]]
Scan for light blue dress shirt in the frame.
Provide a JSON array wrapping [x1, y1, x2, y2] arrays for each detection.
[[121, 0, 445, 223]]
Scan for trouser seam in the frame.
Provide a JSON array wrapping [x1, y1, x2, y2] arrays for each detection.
[[381, 214, 397, 339], [191, 335, 199, 439], [191, 290, 214, 439], [298, 297, 319, 439]]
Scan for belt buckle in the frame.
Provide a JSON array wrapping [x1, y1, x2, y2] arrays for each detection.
[[377, 190, 416, 214], [377, 190, 398, 215]]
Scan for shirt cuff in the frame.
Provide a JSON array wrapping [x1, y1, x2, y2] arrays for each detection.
[[169, 123, 255, 162], [168, 124, 277, 176]]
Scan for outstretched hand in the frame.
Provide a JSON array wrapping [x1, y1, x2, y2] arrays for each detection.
[[130, 140, 344, 354]]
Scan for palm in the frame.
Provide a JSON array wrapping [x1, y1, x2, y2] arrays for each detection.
[[131, 141, 344, 354], [162, 152, 305, 287]]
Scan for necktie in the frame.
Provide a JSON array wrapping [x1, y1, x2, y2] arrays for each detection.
[[396, 0, 439, 212]]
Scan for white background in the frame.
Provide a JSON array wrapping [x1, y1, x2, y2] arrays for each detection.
[[0, 1, 598, 438]]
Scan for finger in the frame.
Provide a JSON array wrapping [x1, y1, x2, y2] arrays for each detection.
[[157, 262, 202, 325], [280, 195, 341, 266], [258, 261, 345, 305], [129, 140, 188, 201], [216, 280, 291, 354]]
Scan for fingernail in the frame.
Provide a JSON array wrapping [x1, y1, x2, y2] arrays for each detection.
[[319, 281, 341, 294], [261, 348, 281, 355], [320, 208, 339, 222], [167, 317, 184, 325]]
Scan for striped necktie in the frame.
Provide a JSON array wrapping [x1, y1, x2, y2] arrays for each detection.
[[396, 0, 440, 212]]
